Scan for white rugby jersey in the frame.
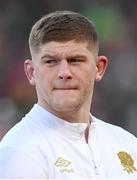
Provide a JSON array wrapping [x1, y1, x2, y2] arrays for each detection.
[[0, 104, 137, 179]]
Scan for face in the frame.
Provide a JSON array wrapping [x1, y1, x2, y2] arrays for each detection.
[[24, 40, 107, 116]]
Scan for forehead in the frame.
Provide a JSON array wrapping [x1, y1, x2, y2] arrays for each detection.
[[38, 40, 94, 58]]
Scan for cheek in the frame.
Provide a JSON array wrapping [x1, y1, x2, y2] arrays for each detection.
[[36, 69, 54, 91], [81, 70, 96, 93], [34, 69, 46, 89], [82, 67, 96, 83]]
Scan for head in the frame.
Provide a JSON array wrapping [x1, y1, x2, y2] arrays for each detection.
[[24, 10, 108, 122], [29, 10, 99, 57]]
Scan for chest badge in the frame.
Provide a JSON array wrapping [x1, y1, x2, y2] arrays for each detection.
[[117, 151, 137, 174]]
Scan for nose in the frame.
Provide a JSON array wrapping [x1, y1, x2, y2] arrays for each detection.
[[57, 60, 72, 80]]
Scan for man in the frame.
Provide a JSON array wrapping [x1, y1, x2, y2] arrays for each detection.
[[0, 10, 137, 179]]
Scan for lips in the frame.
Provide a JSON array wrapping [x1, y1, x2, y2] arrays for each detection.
[[54, 88, 77, 90], [53, 83, 79, 91], [53, 85, 78, 91]]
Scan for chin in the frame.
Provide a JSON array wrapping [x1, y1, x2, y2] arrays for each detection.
[[53, 102, 81, 112]]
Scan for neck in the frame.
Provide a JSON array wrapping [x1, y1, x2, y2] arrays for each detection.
[[53, 108, 92, 143], [38, 102, 92, 143], [38, 102, 91, 124], [53, 110, 90, 123]]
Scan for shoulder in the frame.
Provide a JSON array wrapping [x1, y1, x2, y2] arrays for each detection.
[[0, 113, 49, 178], [0, 110, 50, 159], [0, 105, 51, 148], [92, 116, 137, 144], [0, 115, 36, 147]]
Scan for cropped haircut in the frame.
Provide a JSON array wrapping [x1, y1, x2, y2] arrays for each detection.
[[29, 10, 99, 55]]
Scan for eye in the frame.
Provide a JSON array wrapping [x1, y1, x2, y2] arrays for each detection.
[[45, 59, 58, 65], [69, 58, 83, 64]]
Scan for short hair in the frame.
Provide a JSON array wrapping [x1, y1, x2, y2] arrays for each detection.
[[29, 10, 99, 55]]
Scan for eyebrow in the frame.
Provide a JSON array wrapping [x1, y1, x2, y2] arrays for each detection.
[[41, 54, 87, 60], [41, 54, 56, 59]]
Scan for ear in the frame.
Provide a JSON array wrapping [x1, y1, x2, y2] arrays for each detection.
[[95, 56, 108, 81], [24, 59, 36, 86]]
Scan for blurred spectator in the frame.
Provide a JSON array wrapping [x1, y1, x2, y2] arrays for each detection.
[[2, 61, 36, 114]]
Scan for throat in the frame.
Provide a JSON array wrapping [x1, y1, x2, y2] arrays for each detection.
[[53, 111, 89, 123]]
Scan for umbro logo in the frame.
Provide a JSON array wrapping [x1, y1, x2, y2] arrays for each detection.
[[54, 157, 74, 173], [54, 157, 71, 167]]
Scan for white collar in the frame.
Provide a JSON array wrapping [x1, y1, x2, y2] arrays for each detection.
[[28, 104, 97, 141]]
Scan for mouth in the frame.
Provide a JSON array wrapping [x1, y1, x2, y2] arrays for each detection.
[[54, 88, 77, 90], [53, 86, 78, 91]]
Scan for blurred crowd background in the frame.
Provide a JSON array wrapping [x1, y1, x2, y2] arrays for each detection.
[[0, 0, 137, 140]]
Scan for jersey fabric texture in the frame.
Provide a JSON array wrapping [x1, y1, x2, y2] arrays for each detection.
[[0, 104, 137, 179]]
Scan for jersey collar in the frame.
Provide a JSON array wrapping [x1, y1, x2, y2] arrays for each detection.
[[29, 104, 96, 141]]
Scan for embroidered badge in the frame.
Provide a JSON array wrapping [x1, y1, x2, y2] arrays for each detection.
[[117, 151, 137, 174]]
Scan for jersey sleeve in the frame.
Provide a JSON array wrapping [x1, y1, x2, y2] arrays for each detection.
[[0, 146, 48, 179]]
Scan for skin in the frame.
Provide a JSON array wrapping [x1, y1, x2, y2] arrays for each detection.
[[24, 40, 108, 125]]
